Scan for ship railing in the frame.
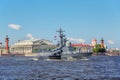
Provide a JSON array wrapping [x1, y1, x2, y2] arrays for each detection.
[[72, 50, 92, 54], [38, 52, 52, 56]]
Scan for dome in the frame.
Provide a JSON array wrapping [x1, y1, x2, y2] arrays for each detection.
[[91, 38, 97, 46], [92, 38, 97, 41]]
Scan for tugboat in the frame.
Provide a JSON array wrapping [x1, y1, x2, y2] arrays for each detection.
[[48, 28, 93, 59]]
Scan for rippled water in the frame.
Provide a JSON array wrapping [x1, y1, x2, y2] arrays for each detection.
[[0, 56, 120, 80]]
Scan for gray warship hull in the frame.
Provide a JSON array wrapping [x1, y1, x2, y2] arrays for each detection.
[[48, 52, 93, 59], [61, 52, 93, 59]]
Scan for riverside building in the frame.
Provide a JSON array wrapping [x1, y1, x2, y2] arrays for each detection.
[[10, 39, 56, 55]]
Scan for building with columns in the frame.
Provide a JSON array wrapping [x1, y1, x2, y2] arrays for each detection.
[[10, 39, 56, 54]]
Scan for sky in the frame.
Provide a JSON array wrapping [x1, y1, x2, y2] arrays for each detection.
[[0, 0, 120, 48]]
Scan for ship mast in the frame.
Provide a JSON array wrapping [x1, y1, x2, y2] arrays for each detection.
[[57, 28, 65, 46]]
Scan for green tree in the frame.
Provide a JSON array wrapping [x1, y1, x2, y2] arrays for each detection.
[[99, 48, 106, 52], [93, 44, 106, 53], [73, 47, 77, 51]]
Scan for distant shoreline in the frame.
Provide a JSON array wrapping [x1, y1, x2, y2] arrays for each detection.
[[92, 52, 120, 56]]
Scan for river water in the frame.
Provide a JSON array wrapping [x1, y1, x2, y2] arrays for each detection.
[[0, 56, 120, 80]]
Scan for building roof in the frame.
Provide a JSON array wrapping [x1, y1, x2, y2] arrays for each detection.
[[13, 39, 53, 46], [92, 38, 97, 41], [71, 44, 92, 47]]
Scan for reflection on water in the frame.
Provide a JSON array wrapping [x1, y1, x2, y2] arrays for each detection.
[[0, 56, 120, 80]]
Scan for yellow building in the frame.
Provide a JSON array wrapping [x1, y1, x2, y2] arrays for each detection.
[[91, 39, 97, 47]]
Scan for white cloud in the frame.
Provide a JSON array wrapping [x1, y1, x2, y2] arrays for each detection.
[[108, 40, 114, 45], [26, 33, 34, 39], [67, 37, 85, 43], [8, 24, 21, 30]]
